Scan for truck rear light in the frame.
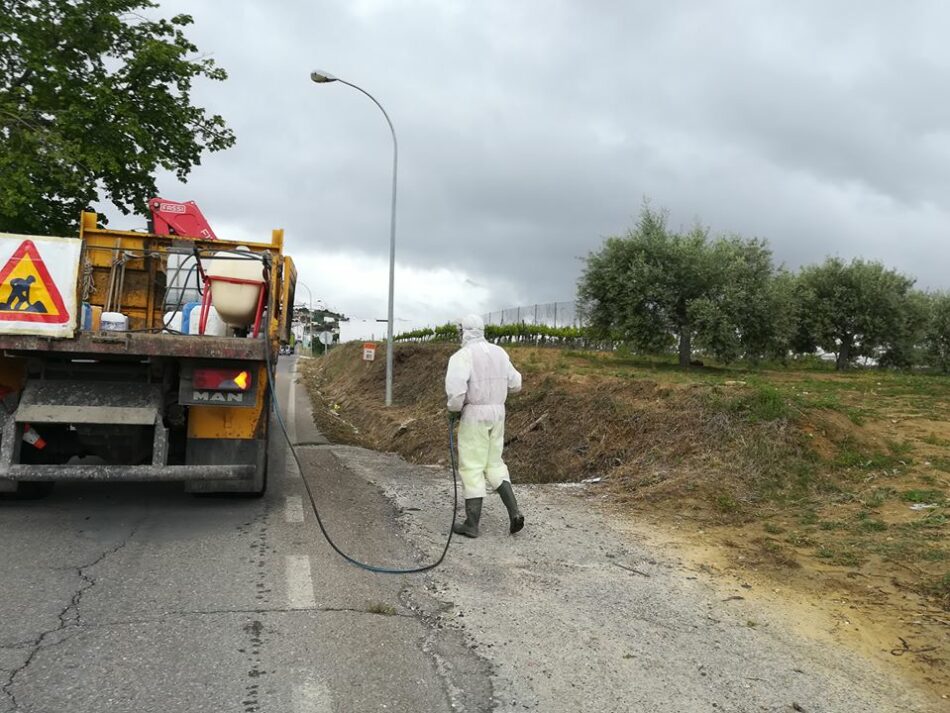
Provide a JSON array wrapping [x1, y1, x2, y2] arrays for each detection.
[[193, 368, 252, 392]]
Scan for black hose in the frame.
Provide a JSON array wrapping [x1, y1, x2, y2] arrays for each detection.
[[264, 345, 458, 574]]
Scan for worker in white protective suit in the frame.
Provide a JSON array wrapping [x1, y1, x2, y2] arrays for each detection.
[[445, 314, 525, 538]]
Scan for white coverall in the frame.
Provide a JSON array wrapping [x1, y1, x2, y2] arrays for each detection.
[[445, 315, 522, 500]]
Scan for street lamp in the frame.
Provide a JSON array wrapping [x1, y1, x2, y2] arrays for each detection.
[[310, 69, 398, 407]]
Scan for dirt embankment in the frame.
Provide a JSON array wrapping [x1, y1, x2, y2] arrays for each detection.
[[300, 343, 950, 700], [302, 343, 807, 497]]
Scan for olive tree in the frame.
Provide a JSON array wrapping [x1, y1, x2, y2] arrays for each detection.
[[794, 258, 917, 370], [578, 205, 791, 367]]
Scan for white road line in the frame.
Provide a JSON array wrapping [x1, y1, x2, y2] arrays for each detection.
[[284, 495, 305, 523], [292, 675, 333, 712], [285, 554, 316, 608]]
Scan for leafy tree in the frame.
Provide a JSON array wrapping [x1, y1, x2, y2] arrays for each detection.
[[0, 0, 234, 235], [691, 238, 796, 363], [578, 205, 716, 367], [578, 205, 791, 367], [877, 290, 929, 369], [794, 258, 916, 370], [923, 292, 950, 373]]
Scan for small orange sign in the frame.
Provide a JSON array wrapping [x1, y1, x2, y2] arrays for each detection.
[[362, 342, 377, 361], [0, 240, 69, 323]]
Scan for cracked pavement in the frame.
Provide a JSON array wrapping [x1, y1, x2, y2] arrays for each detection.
[[0, 358, 488, 713], [1, 523, 141, 711]]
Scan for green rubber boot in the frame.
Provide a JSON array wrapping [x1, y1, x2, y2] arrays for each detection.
[[497, 481, 525, 534], [453, 498, 482, 538]]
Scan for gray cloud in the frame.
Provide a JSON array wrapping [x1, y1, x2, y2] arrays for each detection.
[[121, 0, 950, 323]]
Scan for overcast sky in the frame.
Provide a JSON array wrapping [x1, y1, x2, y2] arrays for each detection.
[[113, 0, 950, 328]]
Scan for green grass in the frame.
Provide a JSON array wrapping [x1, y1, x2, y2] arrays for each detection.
[[833, 446, 906, 472], [930, 457, 950, 474], [904, 513, 949, 529], [886, 439, 914, 457], [868, 538, 948, 564], [923, 572, 950, 600], [855, 518, 888, 533], [365, 602, 398, 616], [862, 487, 896, 508], [714, 494, 742, 514], [900, 489, 945, 504], [786, 532, 817, 547], [815, 545, 863, 567]]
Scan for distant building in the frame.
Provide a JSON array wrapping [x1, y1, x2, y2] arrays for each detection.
[[292, 301, 345, 347]]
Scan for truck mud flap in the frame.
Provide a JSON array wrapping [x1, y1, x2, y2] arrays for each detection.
[[183, 437, 267, 494]]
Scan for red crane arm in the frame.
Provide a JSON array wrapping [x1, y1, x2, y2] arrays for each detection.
[[148, 197, 218, 240]]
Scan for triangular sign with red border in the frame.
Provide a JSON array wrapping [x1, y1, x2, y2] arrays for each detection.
[[0, 240, 70, 323]]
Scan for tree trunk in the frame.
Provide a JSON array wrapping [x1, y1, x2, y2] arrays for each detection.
[[836, 338, 852, 371], [679, 331, 692, 368]]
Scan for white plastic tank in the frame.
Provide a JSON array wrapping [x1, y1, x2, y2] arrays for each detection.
[[165, 253, 201, 307], [188, 305, 227, 337], [100, 312, 129, 332], [163, 311, 183, 333], [180, 302, 202, 334], [206, 247, 264, 326]]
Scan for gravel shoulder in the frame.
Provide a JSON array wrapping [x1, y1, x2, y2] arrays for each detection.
[[329, 444, 941, 713]]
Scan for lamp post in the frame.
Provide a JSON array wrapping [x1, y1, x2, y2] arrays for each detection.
[[310, 69, 397, 407], [298, 280, 314, 353]]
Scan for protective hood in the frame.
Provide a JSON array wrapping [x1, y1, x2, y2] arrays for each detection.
[[460, 314, 486, 346]]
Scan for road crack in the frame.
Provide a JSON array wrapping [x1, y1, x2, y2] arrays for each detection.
[[1, 524, 140, 711], [83, 605, 414, 632]]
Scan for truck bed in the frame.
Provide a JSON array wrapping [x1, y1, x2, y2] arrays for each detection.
[[0, 332, 268, 361]]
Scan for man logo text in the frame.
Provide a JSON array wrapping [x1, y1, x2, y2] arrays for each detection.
[[192, 391, 244, 403]]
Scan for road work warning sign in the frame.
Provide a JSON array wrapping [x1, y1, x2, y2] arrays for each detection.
[[0, 234, 81, 337]]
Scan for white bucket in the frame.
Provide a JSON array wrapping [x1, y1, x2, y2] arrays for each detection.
[[163, 311, 183, 333], [188, 305, 227, 337], [100, 312, 129, 332]]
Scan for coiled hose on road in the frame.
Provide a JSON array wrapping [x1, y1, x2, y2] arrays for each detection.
[[265, 343, 459, 574]]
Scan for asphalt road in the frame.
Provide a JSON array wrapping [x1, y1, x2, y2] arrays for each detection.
[[1, 357, 941, 712], [0, 357, 486, 713]]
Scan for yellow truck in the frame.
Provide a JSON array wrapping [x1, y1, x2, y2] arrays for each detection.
[[0, 209, 296, 498]]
